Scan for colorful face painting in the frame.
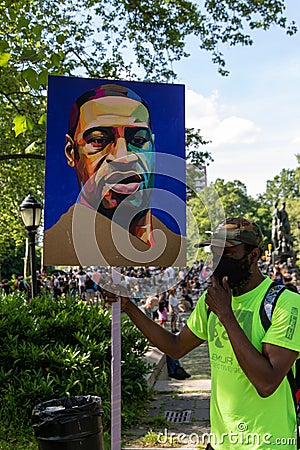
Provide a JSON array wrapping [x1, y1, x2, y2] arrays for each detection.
[[44, 76, 186, 267]]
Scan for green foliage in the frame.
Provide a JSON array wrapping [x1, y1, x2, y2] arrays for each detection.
[[0, 242, 25, 280], [186, 128, 213, 166], [187, 183, 225, 264], [261, 154, 300, 248], [0, 434, 38, 450], [13, 115, 35, 137], [188, 178, 273, 257], [262, 154, 300, 204], [0, 52, 10, 66], [0, 158, 44, 276], [0, 293, 151, 439], [284, 198, 300, 250], [0, 0, 297, 269], [188, 161, 300, 259], [186, 128, 213, 201], [1, 0, 296, 84], [142, 414, 169, 427]]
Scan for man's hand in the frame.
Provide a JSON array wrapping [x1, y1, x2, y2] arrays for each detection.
[[205, 275, 234, 322], [99, 284, 131, 312], [205, 277, 298, 397]]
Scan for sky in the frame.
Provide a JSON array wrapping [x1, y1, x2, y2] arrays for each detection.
[[175, 0, 300, 198]]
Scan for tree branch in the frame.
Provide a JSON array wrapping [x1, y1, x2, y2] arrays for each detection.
[[0, 90, 23, 114], [0, 154, 45, 161]]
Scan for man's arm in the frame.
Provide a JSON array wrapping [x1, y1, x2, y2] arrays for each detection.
[[222, 312, 297, 397], [206, 276, 298, 397], [123, 299, 203, 359], [103, 287, 203, 359]]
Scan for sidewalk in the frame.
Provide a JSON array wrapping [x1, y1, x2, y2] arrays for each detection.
[[122, 342, 211, 449]]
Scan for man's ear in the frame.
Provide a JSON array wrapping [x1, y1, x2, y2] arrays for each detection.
[[65, 134, 76, 167], [250, 248, 261, 263]]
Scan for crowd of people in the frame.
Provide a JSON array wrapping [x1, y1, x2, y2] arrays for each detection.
[[266, 259, 299, 293], [1, 261, 298, 346], [0, 257, 299, 302]]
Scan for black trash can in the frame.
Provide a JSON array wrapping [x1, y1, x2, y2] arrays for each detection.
[[32, 395, 104, 450]]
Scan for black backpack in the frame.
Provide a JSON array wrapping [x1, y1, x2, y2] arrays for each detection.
[[260, 283, 299, 385], [260, 282, 299, 446]]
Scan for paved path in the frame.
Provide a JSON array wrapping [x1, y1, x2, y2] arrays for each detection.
[[123, 339, 212, 449]]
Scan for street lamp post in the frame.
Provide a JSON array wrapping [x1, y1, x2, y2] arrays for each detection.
[[19, 194, 42, 298]]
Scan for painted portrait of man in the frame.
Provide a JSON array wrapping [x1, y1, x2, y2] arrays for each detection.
[[43, 76, 186, 266]]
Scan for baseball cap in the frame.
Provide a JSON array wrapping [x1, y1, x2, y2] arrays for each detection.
[[195, 217, 264, 249]]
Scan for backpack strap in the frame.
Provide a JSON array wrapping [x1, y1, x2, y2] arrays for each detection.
[[259, 282, 286, 331], [260, 282, 300, 448], [207, 307, 211, 319]]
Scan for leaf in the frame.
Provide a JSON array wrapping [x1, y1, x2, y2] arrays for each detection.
[[18, 17, 30, 28], [38, 70, 48, 86], [13, 115, 35, 137], [0, 40, 9, 52], [24, 142, 37, 153], [38, 113, 46, 125], [56, 34, 66, 44], [0, 52, 10, 66], [51, 53, 61, 67], [22, 67, 40, 89], [20, 48, 40, 63]]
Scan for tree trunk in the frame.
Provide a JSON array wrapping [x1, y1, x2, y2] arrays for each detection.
[[24, 238, 29, 278]]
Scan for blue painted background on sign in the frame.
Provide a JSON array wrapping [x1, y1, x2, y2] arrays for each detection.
[[44, 75, 186, 236]]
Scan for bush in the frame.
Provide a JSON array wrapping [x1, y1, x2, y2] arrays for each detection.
[[0, 293, 152, 438]]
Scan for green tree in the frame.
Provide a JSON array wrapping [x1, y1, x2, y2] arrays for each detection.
[[262, 154, 300, 205], [186, 128, 212, 165], [186, 127, 213, 200], [0, 0, 297, 274], [188, 178, 271, 263], [260, 154, 300, 252], [285, 198, 300, 252]]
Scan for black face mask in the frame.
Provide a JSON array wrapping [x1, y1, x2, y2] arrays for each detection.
[[213, 253, 252, 289]]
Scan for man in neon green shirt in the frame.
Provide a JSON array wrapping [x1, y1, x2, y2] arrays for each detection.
[[104, 217, 300, 449]]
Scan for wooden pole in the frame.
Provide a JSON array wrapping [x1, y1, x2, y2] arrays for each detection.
[[111, 268, 122, 450]]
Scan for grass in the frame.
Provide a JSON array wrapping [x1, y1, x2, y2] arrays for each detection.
[[132, 429, 180, 447], [128, 430, 207, 448], [0, 437, 38, 450], [142, 415, 169, 428], [0, 430, 111, 450]]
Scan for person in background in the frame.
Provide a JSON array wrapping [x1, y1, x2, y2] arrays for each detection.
[[52, 275, 61, 300], [178, 295, 193, 312], [0, 279, 10, 295], [158, 299, 168, 327], [168, 287, 179, 333], [84, 274, 96, 305], [14, 275, 30, 299], [272, 266, 283, 283], [69, 274, 78, 296], [151, 296, 159, 321], [283, 273, 298, 293], [143, 294, 191, 380], [166, 355, 191, 381], [36, 275, 44, 296], [76, 268, 86, 299], [141, 296, 158, 320]]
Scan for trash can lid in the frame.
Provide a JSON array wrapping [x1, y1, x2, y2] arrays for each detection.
[[32, 396, 103, 425]]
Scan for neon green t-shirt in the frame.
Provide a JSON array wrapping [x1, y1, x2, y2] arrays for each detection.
[[187, 276, 300, 450]]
